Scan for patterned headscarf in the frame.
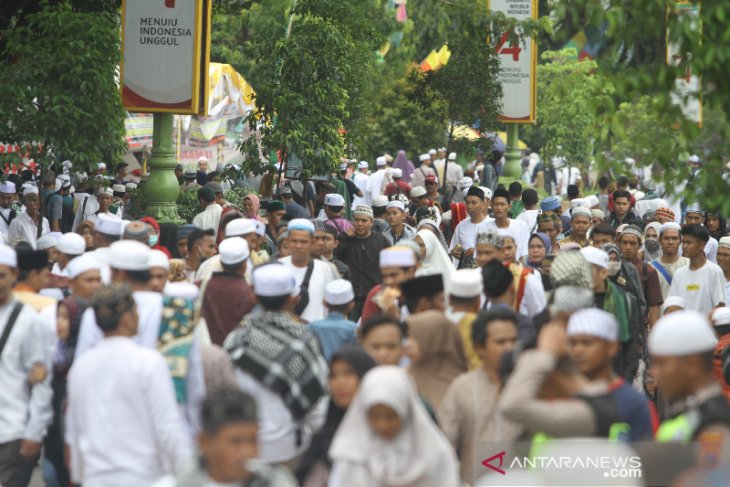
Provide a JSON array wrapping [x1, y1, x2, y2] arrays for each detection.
[[549, 251, 593, 289]]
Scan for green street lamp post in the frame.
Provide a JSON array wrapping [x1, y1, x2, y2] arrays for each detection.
[[502, 124, 522, 178], [145, 112, 183, 223]]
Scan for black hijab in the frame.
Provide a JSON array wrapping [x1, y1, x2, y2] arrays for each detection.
[[295, 346, 376, 483]]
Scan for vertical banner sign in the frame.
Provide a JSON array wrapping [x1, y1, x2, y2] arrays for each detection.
[[667, 1, 702, 127], [488, 0, 538, 123], [121, 0, 211, 115]]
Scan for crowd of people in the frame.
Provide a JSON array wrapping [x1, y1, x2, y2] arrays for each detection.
[[0, 149, 729, 487]]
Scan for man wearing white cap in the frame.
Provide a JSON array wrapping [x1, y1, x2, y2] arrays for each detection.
[[52, 232, 86, 277], [337, 205, 390, 318], [321, 193, 354, 235], [410, 154, 435, 189], [367, 156, 388, 203], [66, 284, 192, 486], [619, 225, 663, 327], [650, 222, 689, 300], [351, 161, 371, 207], [279, 219, 338, 323], [224, 263, 328, 465], [86, 186, 119, 229], [561, 206, 592, 248], [75, 240, 206, 439], [669, 224, 725, 315], [0, 244, 54, 486], [200, 237, 255, 346], [650, 311, 730, 449], [581, 246, 642, 382], [43, 253, 102, 485], [0, 181, 17, 236], [440, 306, 522, 485], [147, 249, 170, 294], [434, 151, 464, 191], [683, 203, 719, 263], [383, 168, 412, 198], [195, 218, 257, 282], [8, 186, 49, 249], [567, 308, 654, 441], [446, 269, 485, 370], [307, 279, 358, 362], [371, 194, 390, 234], [360, 246, 418, 322], [383, 200, 415, 245], [715, 236, 730, 306]]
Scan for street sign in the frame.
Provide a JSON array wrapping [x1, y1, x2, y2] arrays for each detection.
[[488, 0, 538, 123], [121, 0, 211, 115]]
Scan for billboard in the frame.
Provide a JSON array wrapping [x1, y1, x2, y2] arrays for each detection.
[[121, 0, 211, 115], [488, 0, 538, 123]]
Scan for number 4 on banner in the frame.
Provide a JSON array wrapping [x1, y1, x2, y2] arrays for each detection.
[[495, 32, 522, 62]]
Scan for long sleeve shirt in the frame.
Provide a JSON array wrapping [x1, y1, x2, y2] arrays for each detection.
[[7, 211, 49, 248], [0, 300, 54, 443], [66, 337, 192, 486], [74, 291, 206, 439], [336, 232, 389, 299]]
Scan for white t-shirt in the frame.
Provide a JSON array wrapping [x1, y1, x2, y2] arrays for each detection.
[[484, 219, 530, 261], [516, 209, 540, 234], [449, 216, 494, 265], [279, 257, 338, 323], [668, 260, 726, 315]]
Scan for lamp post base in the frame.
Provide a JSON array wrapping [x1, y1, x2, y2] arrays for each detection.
[[145, 112, 183, 223]]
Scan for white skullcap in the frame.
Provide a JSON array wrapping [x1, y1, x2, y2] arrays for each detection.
[[376, 156, 387, 166], [358, 161, 369, 169], [198, 156, 208, 163], [51, 178, 63, 193], [567, 308, 618, 341], [125, 182, 138, 190], [448, 152, 457, 161], [429, 149, 437, 155], [95, 213, 123, 236], [659, 222, 681, 236], [449, 269, 483, 298], [66, 254, 101, 278], [570, 198, 591, 209], [0, 243, 17, 268], [0, 181, 15, 194], [325, 279, 355, 305], [23, 185, 39, 196], [410, 186, 427, 198], [685, 203, 703, 215], [661, 296, 686, 314], [97, 162, 106, 169], [112, 184, 126, 193], [391, 168, 403, 178], [109, 240, 150, 271], [580, 246, 609, 269], [62, 160, 73, 169], [164, 282, 199, 300], [459, 176, 474, 189], [95, 187, 113, 197], [380, 247, 416, 268], [689, 154, 700, 163], [386, 200, 405, 212], [571, 206, 592, 219], [712, 307, 730, 326], [36, 233, 61, 250], [219, 237, 250, 265], [253, 263, 297, 297], [439, 147, 447, 152], [56, 233, 86, 255], [288, 218, 315, 234], [372, 195, 388, 207], [649, 310, 717, 355], [419, 154, 430, 162], [255, 220, 266, 237], [718, 236, 730, 249], [325, 193, 345, 207], [225, 218, 256, 237], [148, 249, 170, 271], [480, 186, 493, 200]]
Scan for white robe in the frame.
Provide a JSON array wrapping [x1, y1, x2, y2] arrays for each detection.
[[66, 337, 192, 486], [7, 211, 49, 248], [352, 172, 371, 206]]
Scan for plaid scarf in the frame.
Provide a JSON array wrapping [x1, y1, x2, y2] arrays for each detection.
[[226, 311, 328, 420]]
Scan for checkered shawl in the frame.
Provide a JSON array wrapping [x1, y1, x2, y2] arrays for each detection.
[[225, 311, 328, 420]]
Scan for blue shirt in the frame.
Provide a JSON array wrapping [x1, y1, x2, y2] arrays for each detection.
[[610, 379, 654, 441], [307, 312, 357, 362]]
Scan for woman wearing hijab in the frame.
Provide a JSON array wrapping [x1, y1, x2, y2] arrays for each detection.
[[242, 193, 266, 222], [414, 229, 455, 291], [75, 220, 95, 251], [297, 346, 376, 487], [406, 310, 467, 410], [392, 150, 416, 184], [705, 212, 727, 242], [526, 232, 551, 270], [328, 366, 460, 487], [641, 221, 663, 262], [140, 216, 172, 257]]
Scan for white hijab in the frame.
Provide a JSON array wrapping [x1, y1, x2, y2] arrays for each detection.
[[328, 366, 460, 487], [415, 229, 455, 290]]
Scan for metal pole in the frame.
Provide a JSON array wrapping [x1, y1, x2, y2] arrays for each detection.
[[145, 112, 183, 222], [502, 123, 522, 178]]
